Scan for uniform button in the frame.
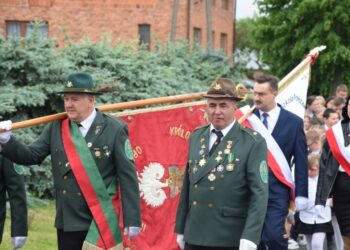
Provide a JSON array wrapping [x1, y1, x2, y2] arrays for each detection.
[[220, 174, 224, 179], [65, 162, 69, 168], [208, 203, 213, 208], [209, 186, 215, 191], [87, 142, 92, 148], [55, 149, 58, 152], [192, 201, 197, 206], [194, 184, 198, 188], [58, 161, 62, 166], [63, 176, 68, 180], [77, 192, 81, 196], [62, 190, 67, 195]]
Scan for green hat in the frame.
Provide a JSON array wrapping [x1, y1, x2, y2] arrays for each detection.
[[203, 78, 243, 101], [57, 73, 102, 95]]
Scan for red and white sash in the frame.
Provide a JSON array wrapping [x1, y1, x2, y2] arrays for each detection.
[[325, 121, 350, 176], [236, 106, 294, 191]]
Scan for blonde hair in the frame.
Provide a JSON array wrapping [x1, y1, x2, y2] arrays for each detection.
[[308, 154, 320, 169]]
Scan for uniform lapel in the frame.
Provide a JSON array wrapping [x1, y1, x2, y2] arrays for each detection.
[[192, 122, 240, 183], [84, 110, 107, 145]]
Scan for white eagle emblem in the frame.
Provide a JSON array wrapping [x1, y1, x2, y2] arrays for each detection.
[[139, 162, 168, 207]]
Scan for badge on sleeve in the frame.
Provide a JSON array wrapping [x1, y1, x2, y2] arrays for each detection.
[[14, 165, 25, 175], [124, 139, 134, 160], [259, 160, 268, 183]]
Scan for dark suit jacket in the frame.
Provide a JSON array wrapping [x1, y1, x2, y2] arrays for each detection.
[[175, 122, 268, 247], [253, 106, 308, 198], [1, 109, 141, 232], [0, 156, 27, 244]]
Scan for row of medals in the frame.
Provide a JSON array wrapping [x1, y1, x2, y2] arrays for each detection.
[[191, 138, 235, 182]]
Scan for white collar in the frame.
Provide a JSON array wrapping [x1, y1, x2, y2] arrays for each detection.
[[79, 109, 97, 129], [259, 104, 280, 118], [210, 120, 235, 137]]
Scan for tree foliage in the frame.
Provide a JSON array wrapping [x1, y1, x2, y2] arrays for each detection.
[[254, 0, 350, 96], [0, 26, 244, 198]]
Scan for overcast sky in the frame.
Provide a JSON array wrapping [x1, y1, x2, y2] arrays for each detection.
[[236, 0, 259, 19]]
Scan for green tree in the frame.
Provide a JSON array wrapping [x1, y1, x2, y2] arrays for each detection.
[[254, 0, 350, 96], [235, 17, 267, 76]]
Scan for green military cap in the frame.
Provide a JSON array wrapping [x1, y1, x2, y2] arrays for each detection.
[[57, 72, 102, 95], [203, 78, 243, 101]]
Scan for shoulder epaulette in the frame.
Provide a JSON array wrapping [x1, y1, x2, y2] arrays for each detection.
[[239, 125, 261, 141], [193, 123, 210, 132]]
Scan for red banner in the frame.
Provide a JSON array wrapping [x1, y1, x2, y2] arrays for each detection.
[[118, 102, 207, 250]]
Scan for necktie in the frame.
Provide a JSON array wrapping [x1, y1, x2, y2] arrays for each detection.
[[209, 130, 223, 156], [262, 113, 269, 129]]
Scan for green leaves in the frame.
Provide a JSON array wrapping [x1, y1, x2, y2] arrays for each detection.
[[255, 0, 350, 95]]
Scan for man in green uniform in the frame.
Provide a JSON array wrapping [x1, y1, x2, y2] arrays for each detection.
[[0, 156, 27, 249], [0, 73, 141, 250], [175, 78, 268, 250]]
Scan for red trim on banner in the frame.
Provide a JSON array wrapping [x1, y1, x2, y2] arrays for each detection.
[[61, 118, 115, 248], [326, 128, 350, 176]]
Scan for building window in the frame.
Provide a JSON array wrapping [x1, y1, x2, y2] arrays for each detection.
[[221, 0, 229, 10], [193, 27, 202, 45], [138, 24, 151, 50], [220, 32, 228, 54], [212, 0, 216, 7], [6, 21, 48, 39]]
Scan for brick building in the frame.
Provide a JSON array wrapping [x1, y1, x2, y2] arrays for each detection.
[[0, 0, 235, 54]]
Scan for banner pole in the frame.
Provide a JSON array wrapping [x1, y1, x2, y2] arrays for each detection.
[[3, 92, 205, 132]]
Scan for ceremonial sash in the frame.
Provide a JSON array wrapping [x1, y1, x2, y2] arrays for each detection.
[[61, 118, 122, 250], [236, 106, 295, 191], [325, 121, 350, 176]]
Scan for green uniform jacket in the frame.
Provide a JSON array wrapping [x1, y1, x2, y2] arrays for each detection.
[[175, 122, 268, 247], [0, 156, 27, 244], [1, 110, 141, 232]]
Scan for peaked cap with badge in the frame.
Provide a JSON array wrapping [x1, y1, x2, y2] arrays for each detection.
[[57, 72, 102, 95], [203, 78, 243, 101]]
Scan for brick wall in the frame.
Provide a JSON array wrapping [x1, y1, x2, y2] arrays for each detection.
[[0, 0, 235, 54]]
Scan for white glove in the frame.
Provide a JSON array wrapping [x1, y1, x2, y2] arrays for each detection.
[[295, 196, 308, 211], [123, 226, 141, 239], [176, 234, 185, 250], [315, 204, 327, 218], [239, 239, 257, 250], [0, 120, 12, 144], [12, 236, 27, 249]]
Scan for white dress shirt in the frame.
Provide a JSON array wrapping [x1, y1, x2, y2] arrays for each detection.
[[78, 109, 96, 137], [209, 121, 235, 150], [300, 175, 331, 224], [258, 105, 280, 133]]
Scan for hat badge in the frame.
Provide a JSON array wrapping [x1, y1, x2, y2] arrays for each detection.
[[212, 81, 222, 90], [66, 81, 73, 88]]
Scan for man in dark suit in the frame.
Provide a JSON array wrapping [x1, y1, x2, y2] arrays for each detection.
[[0, 155, 27, 249], [175, 78, 268, 250], [0, 73, 141, 250], [253, 75, 308, 250]]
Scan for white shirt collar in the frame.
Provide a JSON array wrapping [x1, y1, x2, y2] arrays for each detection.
[[258, 104, 280, 118], [80, 109, 96, 131], [210, 120, 235, 137]]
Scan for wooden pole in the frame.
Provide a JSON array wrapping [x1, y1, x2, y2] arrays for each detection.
[[4, 92, 205, 132]]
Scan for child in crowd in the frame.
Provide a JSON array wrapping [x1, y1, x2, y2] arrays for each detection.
[[306, 129, 323, 155], [299, 154, 333, 250]]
